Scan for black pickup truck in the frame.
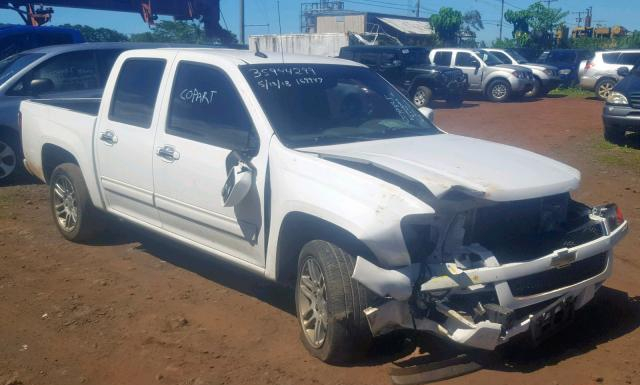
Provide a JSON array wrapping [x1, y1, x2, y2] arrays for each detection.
[[339, 45, 468, 107]]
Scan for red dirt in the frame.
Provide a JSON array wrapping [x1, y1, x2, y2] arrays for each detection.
[[1, 96, 639, 385]]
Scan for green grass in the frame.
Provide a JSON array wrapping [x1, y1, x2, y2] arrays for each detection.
[[592, 138, 640, 170], [548, 87, 594, 99]]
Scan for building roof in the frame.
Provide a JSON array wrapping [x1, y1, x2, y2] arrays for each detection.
[[376, 17, 433, 35]]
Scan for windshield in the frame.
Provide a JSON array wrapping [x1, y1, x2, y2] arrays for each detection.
[[0, 53, 44, 85], [505, 49, 529, 64], [474, 50, 503, 66], [240, 64, 440, 148]]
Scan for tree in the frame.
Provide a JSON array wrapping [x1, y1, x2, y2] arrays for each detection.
[[504, 2, 568, 50], [57, 24, 129, 42], [130, 20, 237, 45], [460, 10, 484, 47], [430, 7, 463, 46]]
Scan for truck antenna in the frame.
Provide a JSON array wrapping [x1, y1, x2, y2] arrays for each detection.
[[277, 0, 285, 63]]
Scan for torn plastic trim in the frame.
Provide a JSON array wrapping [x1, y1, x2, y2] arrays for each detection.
[[421, 220, 627, 292], [351, 220, 627, 302], [363, 283, 600, 351]]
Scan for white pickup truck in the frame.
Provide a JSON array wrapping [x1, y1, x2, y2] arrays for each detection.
[[20, 48, 628, 363]]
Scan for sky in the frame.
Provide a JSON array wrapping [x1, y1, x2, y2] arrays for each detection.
[[0, 0, 638, 45]]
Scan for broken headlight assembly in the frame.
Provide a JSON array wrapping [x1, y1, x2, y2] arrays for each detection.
[[401, 220, 438, 263], [593, 203, 624, 231]]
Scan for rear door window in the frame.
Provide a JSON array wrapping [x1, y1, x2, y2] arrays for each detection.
[[109, 58, 166, 128], [602, 53, 620, 64], [433, 51, 452, 66]]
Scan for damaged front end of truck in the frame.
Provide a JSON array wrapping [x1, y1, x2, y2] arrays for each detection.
[[352, 193, 628, 350]]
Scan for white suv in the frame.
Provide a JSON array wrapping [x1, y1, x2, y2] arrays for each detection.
[[579, 50, 640, 100]]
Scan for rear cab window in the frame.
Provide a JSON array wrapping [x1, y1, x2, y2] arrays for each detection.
[[109, 58, 166, 128]]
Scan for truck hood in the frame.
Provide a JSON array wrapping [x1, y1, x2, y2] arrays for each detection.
[[301, 134, 580, 202]]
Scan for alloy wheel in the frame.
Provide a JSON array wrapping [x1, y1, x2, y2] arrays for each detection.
[[0, 140, 16, 180], [492, 84, 507, 99], [52, 175, 79, 232], [598, 81, 614, 99], [298, 258, 328, 348]]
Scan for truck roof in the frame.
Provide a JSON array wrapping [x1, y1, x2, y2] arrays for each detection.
[[135, 47, 366, 66]]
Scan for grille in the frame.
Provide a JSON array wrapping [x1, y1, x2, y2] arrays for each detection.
[[629, 92, 640, 109], [508, 253, 608, 297]]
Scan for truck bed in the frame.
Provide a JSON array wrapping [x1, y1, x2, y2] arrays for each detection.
[[31, 98, 101, 116]]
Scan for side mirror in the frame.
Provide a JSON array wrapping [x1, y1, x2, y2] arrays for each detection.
[[473, 60, 481, 69], [419, 107, 434, 122], [28, 78, 54, 95], [222, 162, 253, 207], [618, 67, 630, 77]]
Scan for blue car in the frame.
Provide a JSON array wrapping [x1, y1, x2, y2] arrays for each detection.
[[0, 25, 84, 61]]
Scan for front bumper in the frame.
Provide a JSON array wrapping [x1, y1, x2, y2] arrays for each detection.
[[541, 76, 562, 91], [352, 219, 628, 350], [603, 104, 640, 131], [509, 78, 535, 94]]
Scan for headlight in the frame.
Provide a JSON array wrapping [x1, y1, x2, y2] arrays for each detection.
[[512, 71, 526, 79], [559, 69, 571, 75], [543, 69, 554, 76], [593, 203, 624, 230], [607, 91, 628, 105]]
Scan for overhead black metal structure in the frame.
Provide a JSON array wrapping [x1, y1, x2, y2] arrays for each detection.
[[0, 0, 222, 36]]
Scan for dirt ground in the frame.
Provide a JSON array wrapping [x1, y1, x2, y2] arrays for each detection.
[[1, 96, 639, 385]]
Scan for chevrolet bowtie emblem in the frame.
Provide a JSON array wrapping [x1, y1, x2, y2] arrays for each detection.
[[550, 249, 577, 268]]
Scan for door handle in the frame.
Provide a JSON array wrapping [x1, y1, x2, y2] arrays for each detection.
[[99, 130, 118, 145], [156, 145, 180, 162]]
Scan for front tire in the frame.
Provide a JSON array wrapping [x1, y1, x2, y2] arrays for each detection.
[[487, 79, 512, 102], [412, 86, 432, 108], [49, 163, 103, 242], [595, 78, 616, 100], [295, 240, 372, 364]]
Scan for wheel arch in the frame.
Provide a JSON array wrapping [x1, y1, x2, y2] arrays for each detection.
[[274, 211, 378, 286], [41, 143, 80, 183]]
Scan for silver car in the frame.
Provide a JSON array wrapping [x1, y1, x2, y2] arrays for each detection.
[[0, 42, 186, 183], [430, 48, 535, 102], [486, 48, 561, 97], [579, 49, 640, 100]]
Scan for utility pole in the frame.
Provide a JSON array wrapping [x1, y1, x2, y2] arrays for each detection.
[[416, 0, 420, 17], [499, 0, 504, 40], [542, 0, 558, 7], [240, 0, 245, 44], [574, 10, 585, 28]]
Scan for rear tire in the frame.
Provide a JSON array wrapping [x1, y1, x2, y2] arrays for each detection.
[[49, 163, 104, 242], [595, 78, 616, 101], [0, 131, 22, 184], [412, 86, 432, 108], [486, 79, 512, 102], [295, 240, 373, 364], [604, 124, 626, 145]]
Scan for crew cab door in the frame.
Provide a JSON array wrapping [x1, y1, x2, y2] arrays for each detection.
[[454, 52, 483, 91], [95, 53, 171, 226], [151, 57, 266, 267]]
